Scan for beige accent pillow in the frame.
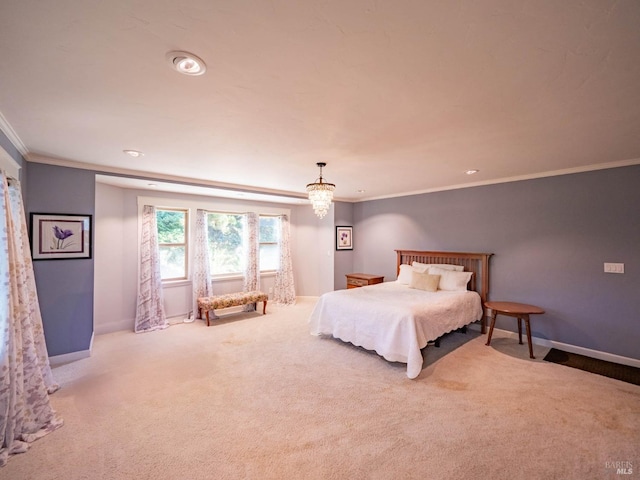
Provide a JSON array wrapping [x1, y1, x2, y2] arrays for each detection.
[[409, 271, 440, 292]]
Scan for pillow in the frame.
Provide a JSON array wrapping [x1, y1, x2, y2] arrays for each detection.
[[396, 264, 415, 284], [412, 261, 464, 272], [409, 271, 440, 292], [429, 267, 473, 291], [410, 261, 430, 273]]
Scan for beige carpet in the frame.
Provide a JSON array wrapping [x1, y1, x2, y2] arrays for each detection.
[[3, 297, 638, 480]]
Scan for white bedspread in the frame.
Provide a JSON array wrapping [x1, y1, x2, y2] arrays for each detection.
[[309, 282, 483, 379]]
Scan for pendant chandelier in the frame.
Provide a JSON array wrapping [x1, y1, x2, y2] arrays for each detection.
[[306, 162, 335, 219]]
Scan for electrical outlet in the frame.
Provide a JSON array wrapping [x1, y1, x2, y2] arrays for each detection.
[[604, 263, 624, 274]]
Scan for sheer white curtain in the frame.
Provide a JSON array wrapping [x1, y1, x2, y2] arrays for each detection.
[[243, 213, 259, 311], [134, 205, 168, 333], [192, 209, 212, 319], [0, 173, 63, 466], [273, 214, 296, 305]]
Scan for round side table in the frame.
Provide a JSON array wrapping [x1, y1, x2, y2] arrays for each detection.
[[484, 301, 545, 359]]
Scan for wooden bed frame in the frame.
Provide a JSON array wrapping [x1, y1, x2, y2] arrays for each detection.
[[395, 250, 493, 333]]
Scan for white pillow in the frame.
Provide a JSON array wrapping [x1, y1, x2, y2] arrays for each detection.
[[429, 267, 473, 291], [409, 271, 440, 292], [412, 261, 464, 272], [397, 264, 414, 284], [410, 262, 430, 273]]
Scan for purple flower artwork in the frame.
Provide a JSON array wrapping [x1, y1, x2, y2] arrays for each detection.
[[336, 226, 353, 250], [340, 231, 349, 246], [51, 225, 75, 250]]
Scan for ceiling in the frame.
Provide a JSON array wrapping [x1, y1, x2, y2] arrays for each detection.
[[1, 0, 639, 202]]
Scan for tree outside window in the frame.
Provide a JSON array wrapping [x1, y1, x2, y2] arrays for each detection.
[[207, 212, 244, 275], [156, 209, 188, 280], [206, 213, 281, 275]]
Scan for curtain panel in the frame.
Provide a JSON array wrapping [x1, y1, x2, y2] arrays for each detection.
[[273, 214, 296, 305], [243, 212, 259, 311], [0, 173, 63, 466], [192, 209, 212, 319], [134, 205, 168, 333]]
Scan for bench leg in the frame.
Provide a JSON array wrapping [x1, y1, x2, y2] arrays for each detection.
[[263, 300, 267, 314], [206, 310, 211, 327]]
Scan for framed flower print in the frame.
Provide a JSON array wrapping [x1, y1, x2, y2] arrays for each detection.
[[30, 213, 92, 260], [336, 226, 353, 251]]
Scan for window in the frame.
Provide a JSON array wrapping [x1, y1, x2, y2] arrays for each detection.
[[259, 216, 280, 272], [156, 208, 188, 280], [206, 212, 281, 276], [207, 212, 244, 275]]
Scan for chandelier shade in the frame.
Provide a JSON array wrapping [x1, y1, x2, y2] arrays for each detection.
[[306, 162, 335, 219]]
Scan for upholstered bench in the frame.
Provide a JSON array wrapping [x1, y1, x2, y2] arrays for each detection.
[[197, 291, 268, 326]]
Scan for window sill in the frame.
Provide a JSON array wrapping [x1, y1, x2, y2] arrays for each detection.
[[212, 271, 276, 282], [161, 279, 191, 288]]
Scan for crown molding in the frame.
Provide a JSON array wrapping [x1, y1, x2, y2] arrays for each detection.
[[357, 158, 640, 202], [26, 153, 309, 202]]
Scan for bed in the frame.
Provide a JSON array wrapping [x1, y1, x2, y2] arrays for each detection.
[[309, 250, 493, 378]]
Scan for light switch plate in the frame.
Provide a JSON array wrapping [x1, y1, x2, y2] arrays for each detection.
[[604, 263, 624, 274]]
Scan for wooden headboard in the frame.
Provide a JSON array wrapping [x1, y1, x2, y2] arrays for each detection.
[[395, 250, 493, 332]]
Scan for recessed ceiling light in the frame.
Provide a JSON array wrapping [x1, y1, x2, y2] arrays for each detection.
[[123, 150, 144, 158], [147, 183, 157, 187], [465, 169, 479, 175], [357, 189, 366, 194], [166, 51, 207, 76]]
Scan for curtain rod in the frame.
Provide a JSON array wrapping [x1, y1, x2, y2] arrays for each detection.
[[1, 170, 18, 185]]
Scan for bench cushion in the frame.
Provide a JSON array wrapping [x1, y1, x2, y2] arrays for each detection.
[[198, 291, 268, 310]]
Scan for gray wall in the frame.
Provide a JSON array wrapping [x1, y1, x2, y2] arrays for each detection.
[[351, 165, 640, 360], [333, 201, 354, 290], [26, 163, 96, 356], [0, 129, 23, 167]]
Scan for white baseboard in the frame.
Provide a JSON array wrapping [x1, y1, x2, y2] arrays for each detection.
[[94, 319, 134, 335], [469, 323, 640, 368], [49, 332, 94, 366]]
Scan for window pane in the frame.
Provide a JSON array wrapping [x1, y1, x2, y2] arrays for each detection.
[[259, 216, 280, 272], [157, 210, 185, 243], [208, 213, 244, 275], [159, 245, 185, 279], [260, 243, 279, 271], [259, 217, 278, 243]]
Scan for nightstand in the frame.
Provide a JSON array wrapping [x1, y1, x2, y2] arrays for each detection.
[[346, 273, 384, 289]]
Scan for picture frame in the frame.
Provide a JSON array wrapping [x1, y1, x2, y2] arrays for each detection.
[[336, 226, 353, 250], [30, 213, 92, 260]]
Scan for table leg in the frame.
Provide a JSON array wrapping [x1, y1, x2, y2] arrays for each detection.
[[524, 315, 535, 359], [517, 317, 523, 344], [486, 310, 498, 346]]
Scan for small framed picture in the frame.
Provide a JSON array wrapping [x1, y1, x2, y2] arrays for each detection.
[[336, 226, 353, 250], [30, 213, 92, 260]]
